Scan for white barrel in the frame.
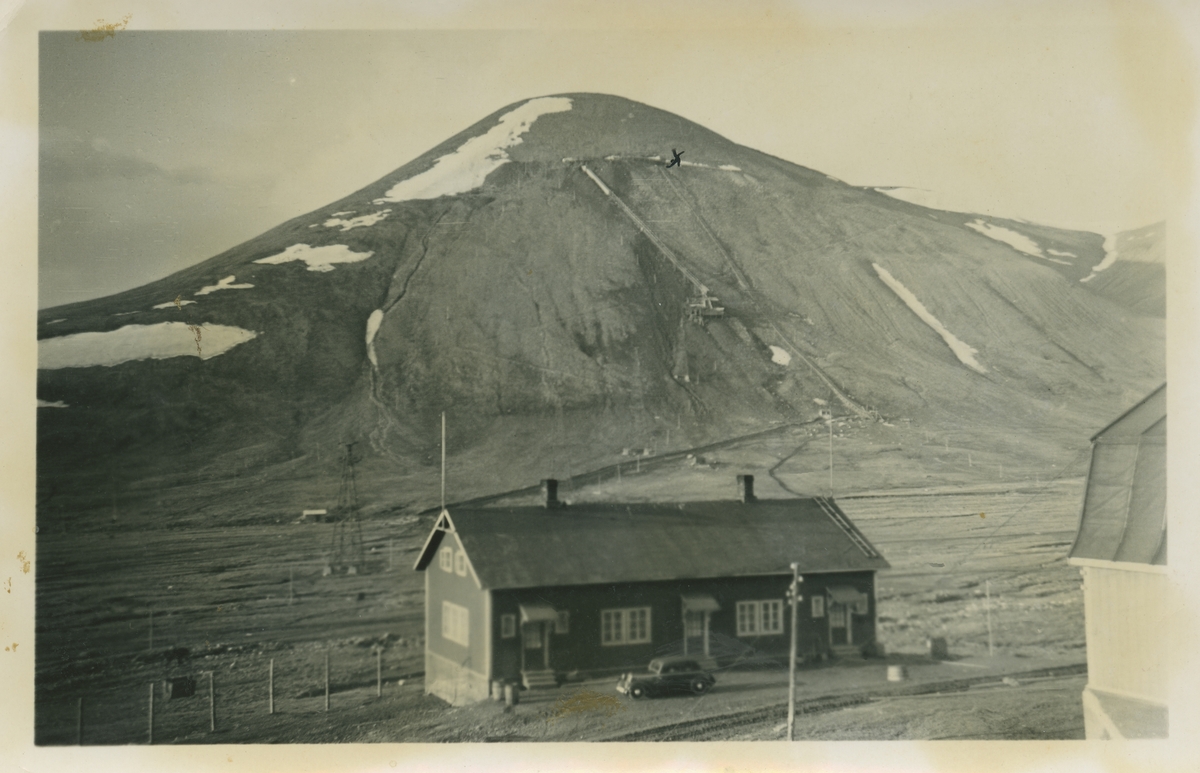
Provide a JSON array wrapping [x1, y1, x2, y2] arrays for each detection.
[[887, 665, 908, 682]]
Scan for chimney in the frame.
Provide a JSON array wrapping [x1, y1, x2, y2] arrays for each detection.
[[737, 474, 756, 503], [541, 479, 559, 509]]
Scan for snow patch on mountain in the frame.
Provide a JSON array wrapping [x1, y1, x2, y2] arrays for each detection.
[[374, 97, 573, 203], [1047, 249, 1076, 258], [873, 186, 946, 209], [873, 263, 987, 374], [1080, 234, 1118, 283], [769, 345, 791, 366], [153, 300, 195, 309], [37, 399, 68, 408], [719, 164, 742, 172], [196, 276, 254, 296], [966, 220, 1043, 257], [255, 244, 374, 273], [965, 219, 1072, 266], [323, 210, 391, 231], [39, 322, 258, 369], [365, 309, 384, 368]]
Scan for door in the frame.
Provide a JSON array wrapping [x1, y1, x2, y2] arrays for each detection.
[[829, 603, 850, 646], [522, 622, 551, 670], [683, 610, 710, 656]]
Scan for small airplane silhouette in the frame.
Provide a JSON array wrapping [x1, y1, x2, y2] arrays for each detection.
[[666, 149, 684, 168]]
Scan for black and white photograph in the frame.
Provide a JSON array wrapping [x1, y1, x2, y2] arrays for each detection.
[[5, 1, 1199, 771]]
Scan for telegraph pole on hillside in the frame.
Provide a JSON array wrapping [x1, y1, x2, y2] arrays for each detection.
[[821, 410, 834, 497], [787, 563, 804, 742]]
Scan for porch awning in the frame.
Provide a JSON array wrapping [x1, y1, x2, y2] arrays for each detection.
[[827, 586, 867, 605], [519, 603, 559, 623], [681, 594, 721, 613]]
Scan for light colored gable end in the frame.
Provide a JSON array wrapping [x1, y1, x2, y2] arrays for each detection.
[[446, 528, 483, 590], [413, 509, 482, 589], [413, 509, 455, 571]]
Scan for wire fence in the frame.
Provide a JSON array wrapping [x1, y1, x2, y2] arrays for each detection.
[[40, 642, 424, 745]]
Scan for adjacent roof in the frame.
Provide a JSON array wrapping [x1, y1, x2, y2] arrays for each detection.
[[415, 497, 888, 590], [1070, 384, 1166, 565]]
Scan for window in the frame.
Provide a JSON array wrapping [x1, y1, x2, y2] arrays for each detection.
[[736, 600, 784, 636], [438, 546, 453, 572], [601, 607, 651, 645], [811, 595, 825, 618], [555, 610, 570, 635], [500, 614, 516, 638], [522, 623, 542, 648], [454, 550, 468, 577], [442, 601, 469, 646], [684, 611, 704, 638], [854, 596, 869, 616]]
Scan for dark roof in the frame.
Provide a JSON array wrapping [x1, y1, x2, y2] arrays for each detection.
[[416, 497, 888, 590], [1070, 384, 1166, 565]]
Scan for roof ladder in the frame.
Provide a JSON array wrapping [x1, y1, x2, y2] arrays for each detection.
[[814, 496, 878, 558]]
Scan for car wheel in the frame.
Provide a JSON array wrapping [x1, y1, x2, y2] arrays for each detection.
[[630, 685, 646, 699], [690, 678, 711, 695]]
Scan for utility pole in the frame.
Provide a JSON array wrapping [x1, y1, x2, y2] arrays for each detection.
[[821, 411, 834, 497], [787, 563, 803, 742], [986, 580, 994, 657]]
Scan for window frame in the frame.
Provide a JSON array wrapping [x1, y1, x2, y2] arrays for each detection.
[[736, 600, 785, 636], [500, 614, 516, 639], [812, 595, 825, 618], [438, 545, 453, 573], [442, 600, 469, 646], [454, 549, 468, 577], [600, 607, 652, 646], [555, 610, 570, 635]]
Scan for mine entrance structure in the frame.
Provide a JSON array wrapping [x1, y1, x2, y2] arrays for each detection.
[[324, 442, 365, 576], [687, 289, 725, 323], [581, 164, 724, 325]]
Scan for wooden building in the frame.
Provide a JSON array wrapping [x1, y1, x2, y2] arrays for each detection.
[[1068, 384, 1167, 738], [414, 475, 889, 705]]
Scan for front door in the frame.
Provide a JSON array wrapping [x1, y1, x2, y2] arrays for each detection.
[[683, 610, 710, 656], [829, 603, 851, 646], [521, 622, 551, 670]]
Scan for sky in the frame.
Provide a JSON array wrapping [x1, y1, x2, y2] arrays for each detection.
[[34, 5, 1194, 308]]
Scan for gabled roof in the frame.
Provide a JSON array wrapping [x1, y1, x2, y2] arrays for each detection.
[[1070, 384, 1166, 566], [415, 497, 889, 590]]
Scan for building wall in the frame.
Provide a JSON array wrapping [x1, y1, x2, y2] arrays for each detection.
[[1080, 564, 1168, 704], [489, 571, 877, 682], [424, 532, 490, 705]]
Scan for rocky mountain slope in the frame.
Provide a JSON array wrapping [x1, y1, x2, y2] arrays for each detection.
[[36, 94, 1165, 528]]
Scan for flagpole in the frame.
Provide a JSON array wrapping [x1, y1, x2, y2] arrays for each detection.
[[441, 412, 446, 510]]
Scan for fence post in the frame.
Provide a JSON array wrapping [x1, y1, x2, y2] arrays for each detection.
[[147, 682, 154, 745], [76, 697, 83, 745], [208, 671, 215, 732], [376, 648, 382, 698], [324, 651, 330, 712], [269, 659, 275, 715]]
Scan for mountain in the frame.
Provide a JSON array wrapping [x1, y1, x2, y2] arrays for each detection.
[[36, 94, 1165, 529]]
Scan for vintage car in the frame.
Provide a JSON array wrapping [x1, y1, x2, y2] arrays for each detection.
[[616, 656, 717, 699]]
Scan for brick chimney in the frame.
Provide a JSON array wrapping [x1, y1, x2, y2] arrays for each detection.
[[737, 474, 756, 503], [541, 479, 559, 509]]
